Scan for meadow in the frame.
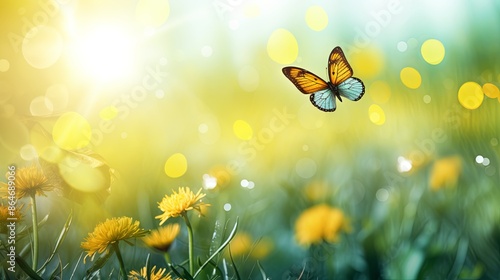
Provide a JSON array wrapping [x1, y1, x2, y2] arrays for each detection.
[[1, 0, 499, 279]]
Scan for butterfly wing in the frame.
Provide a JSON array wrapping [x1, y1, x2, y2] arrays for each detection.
[[282, 67, 336, 112], [282, 67, 329, 94], [328, 46, 353, 86], [310, 88, 337, 112], [338, 77, 365, 101]]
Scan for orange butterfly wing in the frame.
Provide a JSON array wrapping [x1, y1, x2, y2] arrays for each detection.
[[328, 46, 353, 86], [282, 67, 329, 95]]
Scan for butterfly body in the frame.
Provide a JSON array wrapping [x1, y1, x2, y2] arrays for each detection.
[[326, 82, 343, 102], [282, 46, 364, 112]]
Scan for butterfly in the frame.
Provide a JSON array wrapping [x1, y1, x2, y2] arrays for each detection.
[[282, 46, 365, 112]]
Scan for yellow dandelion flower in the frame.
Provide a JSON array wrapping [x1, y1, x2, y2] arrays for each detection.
[[227, 232, 273, 259], [128, 265, 172, 280], [250, 237, 273, 259], [143, 223, 180, 252], [1, 165, 54, 199], [304, 180, 330, 202], [155, 187, 210, 225], [228, 232, 252, 257], [429, 156, 462, 191], [81, 216, 147, 262], [295, 204, 351, 246]]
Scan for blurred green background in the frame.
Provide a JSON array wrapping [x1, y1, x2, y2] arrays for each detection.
[[1, 0, 500, 278]]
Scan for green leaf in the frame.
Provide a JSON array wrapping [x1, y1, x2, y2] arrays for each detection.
[[193, 218, 239, 279], [208, 219, 229, 277], [209, 220, 224, 256], [16, 255, 44, 280], [39, 150, 115, 205]]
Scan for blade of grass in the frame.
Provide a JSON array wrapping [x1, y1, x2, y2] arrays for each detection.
[[85, 249, 114, 277], [448, 236, 469, 279], [257, 261, 268, 280], [15, 255, 43, 280], [169, 263, 195, 280], [37, 210, 73, 273], [209, 220, 224, 256], [209, 219, 225, 277], [19, 241, 31, 258], [69, 252, 84, 280], [209, 219, 237, 278], [199, 258, 223, 279], [227, 244, 241, 280], [145, 253, 151, 280], [47, 255, 65, 279], [222, 258, 229, 280], [193, 218, 238, 279]]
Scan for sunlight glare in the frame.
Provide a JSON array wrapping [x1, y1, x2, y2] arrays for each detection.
[[74, 26, 137, 82]]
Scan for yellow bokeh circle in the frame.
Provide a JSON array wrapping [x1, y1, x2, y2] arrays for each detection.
[[30, 124, 64, 162], [305, 6, 328, 31], [59, 156, 108, 192], [233, 120, 253, 140], [53, 112, 92, 150], [421, 39, 445, 65], [22, 25, 64, 69], [368, 80, 391, 104], [164, 153, 187, 178], [20, 144, 38, 161], [0, 59, 10, 72], [30, 96, 53, 116], [369, 104, 386, 125], [267, 28, 298, 64], [458, 81, 484, 110], [350, 48, 384, 79], [400, 67, 422, 89], [482, 83, 500, 98]]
